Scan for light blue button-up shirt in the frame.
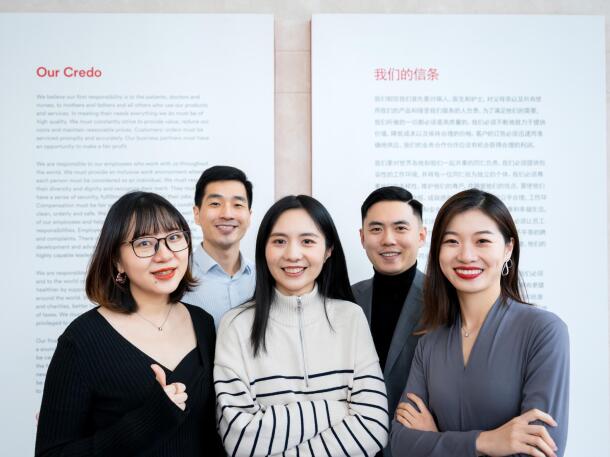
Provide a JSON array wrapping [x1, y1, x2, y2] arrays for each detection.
[[181, 244, 256, 328]]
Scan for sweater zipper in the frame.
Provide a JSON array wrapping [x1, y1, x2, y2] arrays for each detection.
[[297, 296, 309, 387]]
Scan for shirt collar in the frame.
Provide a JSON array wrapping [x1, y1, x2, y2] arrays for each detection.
[[193, 243, 253, 277]]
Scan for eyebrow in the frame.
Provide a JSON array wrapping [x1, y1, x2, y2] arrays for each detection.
[[132, 229, 181, 240], [368, 220, 411, 227], [443, 230, 495, 236], [269, 232, 321, 238], [206, 193, 247, 202]]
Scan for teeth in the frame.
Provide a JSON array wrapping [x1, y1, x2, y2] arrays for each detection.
[[154, 269, 174, 276], [456, 269, 482, 275], [284, 267, 304, 273], [380, 252, 400, 257]]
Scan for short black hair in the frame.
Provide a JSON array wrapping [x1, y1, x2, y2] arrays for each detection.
[[85, 191, 196, 313], [194, 165, 253, 209], [361, 186, 423, 222]]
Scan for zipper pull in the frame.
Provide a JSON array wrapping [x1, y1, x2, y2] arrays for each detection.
[[297, 296, 309, 387]]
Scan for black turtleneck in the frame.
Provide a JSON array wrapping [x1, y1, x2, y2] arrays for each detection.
[[371, 262, 417, 371]]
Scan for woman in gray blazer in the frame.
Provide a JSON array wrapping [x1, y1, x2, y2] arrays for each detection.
[[390, 189, 569, 457]]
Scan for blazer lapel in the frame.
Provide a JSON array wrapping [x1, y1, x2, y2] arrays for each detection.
[[356, 278, 374, 325], [383, 270, 424, 378]]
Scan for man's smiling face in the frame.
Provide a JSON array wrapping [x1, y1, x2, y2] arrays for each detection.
[[360, 200, 426, 275], [193, 180, 251, 251]]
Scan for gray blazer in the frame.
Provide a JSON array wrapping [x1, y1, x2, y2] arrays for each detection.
[[352, 269, 424, 457]]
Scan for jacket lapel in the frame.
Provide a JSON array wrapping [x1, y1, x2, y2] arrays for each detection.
[[356, 278, 374, 325], [383, 270, 424, 378]]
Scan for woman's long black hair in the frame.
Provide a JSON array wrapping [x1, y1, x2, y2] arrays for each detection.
[[421, 188, 527, 331], [250, 195, 355, 356]]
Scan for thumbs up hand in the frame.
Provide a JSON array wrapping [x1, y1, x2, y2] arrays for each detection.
[[151, 364, 188, 411]]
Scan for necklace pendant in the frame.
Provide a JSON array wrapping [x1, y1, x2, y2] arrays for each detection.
[[463, 330, 470, 337], [158, 327, 163, 332]]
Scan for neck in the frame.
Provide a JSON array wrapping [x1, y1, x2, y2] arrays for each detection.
[[202, 240, 242, 276], [457, 284, 501, 329], [130, 288, 172, 316], [276, 282, 315, 297]]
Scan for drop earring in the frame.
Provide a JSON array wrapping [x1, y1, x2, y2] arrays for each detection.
[[501, 258, 513, 277], [115, 271, 127, 284]]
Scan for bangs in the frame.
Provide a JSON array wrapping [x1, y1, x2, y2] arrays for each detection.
[[127, 200, 188, 240]]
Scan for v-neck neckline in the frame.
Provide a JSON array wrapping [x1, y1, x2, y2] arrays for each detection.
[[155, 347, 198, 375], [456, 296, 501, 370], [94, 303, 198, 373]]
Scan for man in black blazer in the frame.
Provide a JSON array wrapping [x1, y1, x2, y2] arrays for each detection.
[[352, 186, 427, 457]]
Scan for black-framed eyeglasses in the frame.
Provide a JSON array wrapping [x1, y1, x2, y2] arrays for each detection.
[[124, 231, 190, 258]]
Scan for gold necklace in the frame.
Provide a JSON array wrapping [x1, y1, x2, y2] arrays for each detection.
[[461, 323, 480, 338], [135, 304, 174, 332]]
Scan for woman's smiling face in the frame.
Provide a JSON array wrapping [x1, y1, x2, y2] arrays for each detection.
[[265, 209, 330, 296], [117, 229, 189, 304], [439, 209, 513, 301]]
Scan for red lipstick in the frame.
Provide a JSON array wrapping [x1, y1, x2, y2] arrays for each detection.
[[454, 267, 483, 280], [151, 267, 176, 280]]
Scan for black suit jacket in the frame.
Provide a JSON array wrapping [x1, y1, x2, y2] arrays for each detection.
[[352, 270, 424, 457]]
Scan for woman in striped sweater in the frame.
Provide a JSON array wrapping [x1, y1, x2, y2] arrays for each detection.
[[214, 195, 389, 457]]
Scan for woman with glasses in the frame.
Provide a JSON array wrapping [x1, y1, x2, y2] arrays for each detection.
[[35, 191, 224, 457]]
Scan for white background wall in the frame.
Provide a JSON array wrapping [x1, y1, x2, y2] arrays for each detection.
[[2, 0, 609, 433]]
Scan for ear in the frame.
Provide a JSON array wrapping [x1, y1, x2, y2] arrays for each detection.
[[115, 260, 125, 274], [192, 205, 201, 227], [504, 237, 514, 261], [245, 208, 252, 231], [359, 228, 365, 247], [418, 225, 427, 248], [324, 246, 333, 262]]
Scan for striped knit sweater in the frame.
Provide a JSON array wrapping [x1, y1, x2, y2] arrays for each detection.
[[214, 286, 389, 457]]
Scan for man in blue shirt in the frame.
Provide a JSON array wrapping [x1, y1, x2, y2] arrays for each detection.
[[182, 166, 256, 327]]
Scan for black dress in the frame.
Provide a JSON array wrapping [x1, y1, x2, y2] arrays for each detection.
[[35, 303, 225, 457]]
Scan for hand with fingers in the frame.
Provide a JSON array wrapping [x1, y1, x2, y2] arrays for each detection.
[[475, 408, 559, 457], [395, 393, 438, 432], [151, 364, 188, 411]]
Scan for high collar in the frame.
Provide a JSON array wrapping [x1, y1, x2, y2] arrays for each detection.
[[372, 261, 417, 290], [269, 284, 327, 327]]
